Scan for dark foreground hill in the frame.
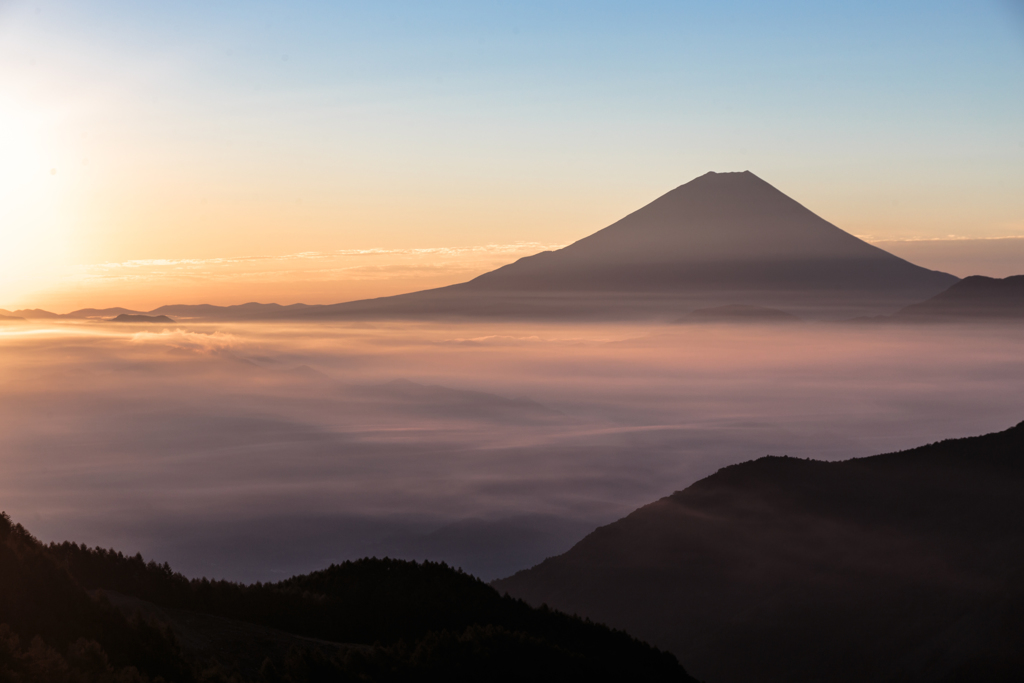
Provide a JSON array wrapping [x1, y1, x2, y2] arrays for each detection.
[[0, 513, 692, 683], [10, 172, 958, 323], [493, 422, 1024, 683], [892, 274, 1024, 321]]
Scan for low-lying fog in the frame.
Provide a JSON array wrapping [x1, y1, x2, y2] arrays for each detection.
[[1, 319, 1021, 581]]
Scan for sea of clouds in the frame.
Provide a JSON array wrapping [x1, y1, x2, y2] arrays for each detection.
[[1, 318, 1021, 581]]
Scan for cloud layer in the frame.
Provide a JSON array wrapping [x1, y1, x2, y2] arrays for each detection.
[[1, 319, 1021, 581]]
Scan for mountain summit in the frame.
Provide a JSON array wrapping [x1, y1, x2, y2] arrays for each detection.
[[34, 173, 953, 322], [466, 171, 955, 295], [290, 172, 955, 320]]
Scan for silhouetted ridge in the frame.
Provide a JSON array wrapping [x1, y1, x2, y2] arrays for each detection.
[[894, 274, 1024, 320], [1, 513, 694, 682], [0, 513, 194, 682], [7, 172, 960, 321], [494, 421, 1024, 683], [458, 171, 954, 293]]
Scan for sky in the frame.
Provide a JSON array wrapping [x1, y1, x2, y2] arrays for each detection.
[[1, 0, 1023, 309]]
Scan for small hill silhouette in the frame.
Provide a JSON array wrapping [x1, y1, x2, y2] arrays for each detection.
[[493, 422, 1024, 683], [10, 308, 61, 319], [465, 172, 950, 292], [893, 274, 1024, 320], [8, 173, 960, 322], [69, 307, 146, 318]]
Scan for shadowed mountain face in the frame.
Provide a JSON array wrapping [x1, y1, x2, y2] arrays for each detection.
[[893, 274, 1024, 321], [6, 308, 63, 319], [493, 422, 1024, 683], [467, 172, 950, 292], [0, 513, 694, 683]]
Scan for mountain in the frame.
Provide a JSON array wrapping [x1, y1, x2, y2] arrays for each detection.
[[149, 302, 313, 318], [66, 307, 147, 318], [492, 422, 1024, 683], [7, 172, 959, 322], [0, 307, 144, 320], [892, 274, 1024, 321], [9, 308, 62, 319], [110, 314, 176, 323], [8, 172, 959, 322], [275, 171, 956, 321], [0, 512, 693, 682], [0, 304, 312, 322]]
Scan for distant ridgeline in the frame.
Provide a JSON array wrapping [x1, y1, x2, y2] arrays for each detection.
[[0, 514, 693, 683], [891, 274, 1024, 321], [494, 421, 1024, 683], [297, 171, 957, 321]]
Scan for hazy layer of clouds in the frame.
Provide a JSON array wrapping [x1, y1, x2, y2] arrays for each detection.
[[25, 243, 567, 313], [1, 319, 1021, 581]]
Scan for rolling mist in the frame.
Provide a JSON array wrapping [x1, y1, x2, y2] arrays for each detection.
[[1, 318, 1021, 582]]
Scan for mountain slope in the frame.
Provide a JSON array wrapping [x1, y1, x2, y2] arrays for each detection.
[[279, 171, 956, 321], [7, 173, 958, 322], [466, 171, 951, 292], [493, 422, 1024, 683], [893, 274, 1024, 320], [0, 511, 694, 682]]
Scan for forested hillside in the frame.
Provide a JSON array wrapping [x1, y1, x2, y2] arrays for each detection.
[[495, 421, 1024, 683], [0, 512, 693, 682]]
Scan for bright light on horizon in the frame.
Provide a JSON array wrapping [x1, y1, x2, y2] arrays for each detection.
[[0, 95, 75, 302]]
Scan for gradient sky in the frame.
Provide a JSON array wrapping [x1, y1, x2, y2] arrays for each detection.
[[1, 0, 1022, 309]]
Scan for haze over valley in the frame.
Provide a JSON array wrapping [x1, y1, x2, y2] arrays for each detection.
[[3, 168, 1022, 587], [2, 316, 1021, 585]]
